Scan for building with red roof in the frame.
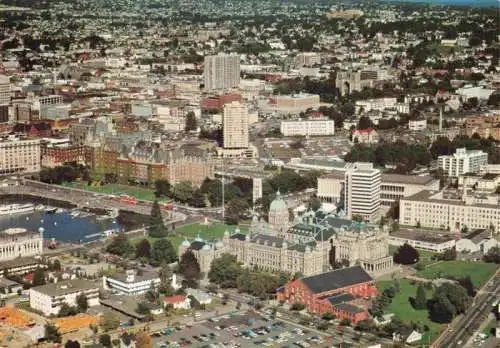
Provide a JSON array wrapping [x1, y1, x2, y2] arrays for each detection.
[[277, 266, 376, 325], [351, 128, 379, 144], [162, 295, 191, 310]]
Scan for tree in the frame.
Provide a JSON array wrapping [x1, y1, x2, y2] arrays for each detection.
[[134, 331, 152, 348], [290, 303, 306, 311], [52, 259, 61, 271], [100, 311, 120, 332], [65, 340, 81, 348], [33, 267, 46, 286], [436, 247, 456, 261], [429, 283, 470, 323], [458, 276, 475, 297], [393, 243, 419, 265], [147, 201, 167, 238], [45, 323, 62, 343], [236, 268, 253, 293], [172, 181, 195, 203], [158, 261, 174, 294], [185, 111, 197, 132], [136, 301, 151, 315], [340, 318, 351, 326], [225, 197, 249, 225], [106, 233, 134, 257], [135, 239, 151, 259], [99, 334, 112, 348], [355, 319, 375, 332], [307, 196, 321, 211], [414, 285, 427, 310], [208, 253, 242, 288], [483, 246, 500, 264], [178, 250, 201, 287], [58, 303, 78, 317], [76, 293, 89, 312], [357, 116, 374, 130], [188, 189, 206, 208], [154, 179, 171, 198], [150, 239, 176, 266]]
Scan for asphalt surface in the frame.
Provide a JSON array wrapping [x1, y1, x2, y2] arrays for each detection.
[[437, 271, 500, 348]]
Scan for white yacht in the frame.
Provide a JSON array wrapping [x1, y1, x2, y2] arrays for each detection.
[[0, 203, 35, 216]]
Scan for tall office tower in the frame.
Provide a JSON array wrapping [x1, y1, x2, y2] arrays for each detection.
[[344, 162, 381, 222], [204, 54, 240, 91], [222, 101, 248, 149], [0, 75, 10, 123]]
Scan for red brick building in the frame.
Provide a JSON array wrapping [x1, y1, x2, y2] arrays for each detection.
[[41, 144, 90, 168], [201, 93, 242, 111], [277, 266, 376, 325], [12, 123, 52, 137]]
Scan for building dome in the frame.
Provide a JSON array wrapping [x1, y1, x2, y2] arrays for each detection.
[[234, 227, 241, 234], [181, 239, 191, 248], [201, 244, 211, 251], [269, 190, 287, 212], [215, 240, 224, 249], [194, 233, 203, 242]]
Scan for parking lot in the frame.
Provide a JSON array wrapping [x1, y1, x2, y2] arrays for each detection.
[[150, 312, 331, 348]]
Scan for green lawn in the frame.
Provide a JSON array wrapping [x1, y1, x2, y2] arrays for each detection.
[[416, 261, 499, 288], [61, 182, 168, 202], [131, 222, 248, 255], [377, 280, 443, 344]]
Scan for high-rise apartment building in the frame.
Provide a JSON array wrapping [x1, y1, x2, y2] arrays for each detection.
[[204, 54, 240, 91], [0, 75, 10, 105], [0, 75, 10, 123], [438, 148, 488, 177], [344, 162, 381, 222], [223, 101, 248, 150], [0, 137, 41, 175]]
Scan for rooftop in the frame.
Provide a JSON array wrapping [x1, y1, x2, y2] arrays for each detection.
[[31, 279, 99, 297], [403, 190, 499, 209], [108, 271, 159, 283], [381, 173, 438, 186], [301, 266, 373, 294]]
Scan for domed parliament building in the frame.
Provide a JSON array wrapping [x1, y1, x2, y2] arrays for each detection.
[[179, 191, 393, 277]]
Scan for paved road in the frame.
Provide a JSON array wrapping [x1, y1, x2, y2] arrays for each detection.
[[435, 270, 500, 348]]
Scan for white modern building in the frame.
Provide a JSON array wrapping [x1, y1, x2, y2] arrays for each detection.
[[102, 269, 160, 296], [318, 172, 440, 211], [204, 54, 240, 91], [408, 119, 427, 131], [0, 137, 41, 175], [222, 101, 249, 150], [438, 148, 488, 177], [29, 279, 100, 316], [0, 228, 43, 262], [280, 119, 335, 137], [344, 162, 381, 222], [400, 190, 500, 233], [295, 52, 321, 67]]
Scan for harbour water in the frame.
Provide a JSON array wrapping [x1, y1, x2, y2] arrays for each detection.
[[0, 209, 121, 243]]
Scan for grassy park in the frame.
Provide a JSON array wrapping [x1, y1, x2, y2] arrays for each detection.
[[416, 261, 498, 288], [132, 222, 249, 254], [376, 279, 443, 344]]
